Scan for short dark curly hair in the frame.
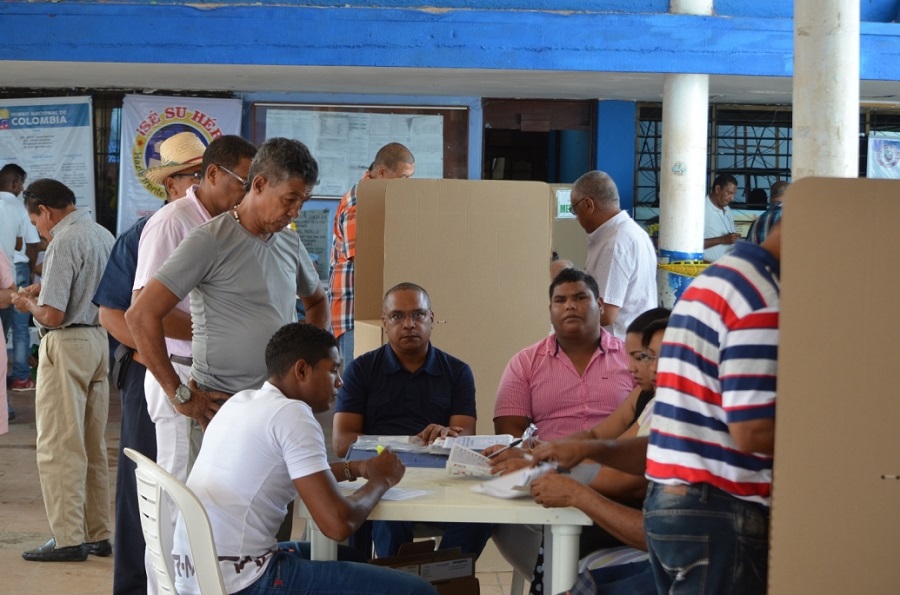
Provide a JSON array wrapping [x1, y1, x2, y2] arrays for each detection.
[[549, 267, 600, 301], [265, 323, 338, 379]]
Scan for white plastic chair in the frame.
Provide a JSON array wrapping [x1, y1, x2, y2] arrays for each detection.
[[124, 448, 227, 595]]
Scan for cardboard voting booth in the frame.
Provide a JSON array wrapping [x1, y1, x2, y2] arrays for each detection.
[[769, 178, 900, 593], [354, 178, 582, 434]]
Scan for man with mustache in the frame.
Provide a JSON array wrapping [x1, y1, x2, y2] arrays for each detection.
[[333, 282, 491, 559]]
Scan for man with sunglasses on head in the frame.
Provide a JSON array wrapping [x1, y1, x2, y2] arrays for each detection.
[[91, 131, 204, 594], [333, 282, 492, 559], [130, 134, 257, 487]]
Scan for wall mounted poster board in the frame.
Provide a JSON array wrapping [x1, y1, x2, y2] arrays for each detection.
[[252, 104, 468, 196]]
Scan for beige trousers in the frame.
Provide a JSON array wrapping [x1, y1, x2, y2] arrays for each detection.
[[35, 326, 111, 548]]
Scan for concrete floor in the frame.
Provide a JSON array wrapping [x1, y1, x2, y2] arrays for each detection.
[[0, 384, 519, 595]]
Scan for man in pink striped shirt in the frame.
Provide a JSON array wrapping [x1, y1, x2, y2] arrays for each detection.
[[493, 267, 635, 442]]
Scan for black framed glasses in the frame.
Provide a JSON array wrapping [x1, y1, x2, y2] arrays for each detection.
[[170, 171, 200, 181]]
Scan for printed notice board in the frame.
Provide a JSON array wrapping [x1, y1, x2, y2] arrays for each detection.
[[252, 104, 468, 197]]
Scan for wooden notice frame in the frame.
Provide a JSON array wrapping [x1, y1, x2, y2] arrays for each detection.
[[251, 103, 469, 197]]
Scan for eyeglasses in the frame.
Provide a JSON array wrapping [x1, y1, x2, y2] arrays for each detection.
[[217, 165, 248, 188], [383, 310, 431, 325], [568, 196, 590, 214], [628, 351, 658, 364], [170, 171, 200, 181]]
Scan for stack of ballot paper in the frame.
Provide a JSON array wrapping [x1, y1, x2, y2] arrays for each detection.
[[471, 462, 602, 499], [353, 434, 512, 456], [446, 444, 495, 478], [429, 434, 512, 454]]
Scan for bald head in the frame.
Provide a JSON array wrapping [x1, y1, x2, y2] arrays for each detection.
[[573, 171, 620, 210], [371, 143, 415, 179]]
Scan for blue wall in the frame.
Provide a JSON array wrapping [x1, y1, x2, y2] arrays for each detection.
[[596, 101, 638, 215], [5, 3, 900, 81]]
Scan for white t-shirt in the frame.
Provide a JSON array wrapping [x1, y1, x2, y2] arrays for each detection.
[[585, 211, 659, 340], [0, 192, 26, 272], [172, 382, 331, 594], [703, 195, 736, 262]]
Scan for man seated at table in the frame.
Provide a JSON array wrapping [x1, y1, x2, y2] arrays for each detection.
[[493, 267, 635, 444], [333, 282, 492, 558], [489, 305, 665, 588], [172, 323, 435, 595]]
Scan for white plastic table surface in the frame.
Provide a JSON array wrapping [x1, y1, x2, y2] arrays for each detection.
[[296, 467, 592, 593]]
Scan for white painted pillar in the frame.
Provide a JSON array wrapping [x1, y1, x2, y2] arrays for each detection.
[[657, 0, 712, 307], [793, 0, 859, 179]]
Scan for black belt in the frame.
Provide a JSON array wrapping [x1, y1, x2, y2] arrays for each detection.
[[169, 354, 193, 367], [38, 324, 99, 339]]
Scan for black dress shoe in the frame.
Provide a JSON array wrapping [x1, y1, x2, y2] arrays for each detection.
[[22, 538, 88, 562], [85, 539, 112, 557]]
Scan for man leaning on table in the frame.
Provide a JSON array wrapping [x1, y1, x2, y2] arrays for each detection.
[[172, 322, 435, 595], [333, 282, 493, 558]]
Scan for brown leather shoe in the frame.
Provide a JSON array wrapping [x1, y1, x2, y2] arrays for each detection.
[[85, 539, 112, 557], [22, 538, 88, 562]]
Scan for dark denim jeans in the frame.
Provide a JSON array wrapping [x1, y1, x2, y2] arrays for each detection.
[[643, 481, 770, 595], [6, 262, 33, 381], [233, 541, 436, 595]]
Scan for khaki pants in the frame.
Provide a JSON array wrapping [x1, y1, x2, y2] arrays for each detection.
[[35, 326, 111, 548]]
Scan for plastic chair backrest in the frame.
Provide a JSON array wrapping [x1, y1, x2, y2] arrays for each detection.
[[124, 448, 227, 595]]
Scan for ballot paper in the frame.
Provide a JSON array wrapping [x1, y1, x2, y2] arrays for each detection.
[[339, 484, 431, 501], [353, 434, 512, 456], [446, 444, 494, 478], [429, 434, 513, 455], [471, 462, 602, 499]]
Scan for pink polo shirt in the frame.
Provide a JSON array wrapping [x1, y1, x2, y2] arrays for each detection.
[[493, 332, 635, 441]]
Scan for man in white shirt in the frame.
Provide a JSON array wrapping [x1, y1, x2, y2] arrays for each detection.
[[572, 170, 658, 340], [703, 173, 741, 262], [172, 323, 435, 595], [0, 164, 40, 393]]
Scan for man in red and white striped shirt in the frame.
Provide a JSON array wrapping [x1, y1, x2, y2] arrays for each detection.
[[644, 224, 781, 594]]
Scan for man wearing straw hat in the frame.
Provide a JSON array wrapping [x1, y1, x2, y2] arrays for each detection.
[[131, 133, 256, 481], [92, 131, 204, 594]]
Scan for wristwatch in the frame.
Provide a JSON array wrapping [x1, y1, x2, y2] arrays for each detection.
[[169, 383, 192, 407]]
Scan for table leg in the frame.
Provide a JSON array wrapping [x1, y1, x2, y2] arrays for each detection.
[[306, 517, 338, 561], [548, 523, 582, 594]]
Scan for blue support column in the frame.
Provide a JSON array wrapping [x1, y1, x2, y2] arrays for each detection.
[[595, 101, 637, 215]]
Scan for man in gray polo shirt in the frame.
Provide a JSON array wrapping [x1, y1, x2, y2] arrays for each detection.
[[128, 136, 327, 427], [14, 179, 115, 562]]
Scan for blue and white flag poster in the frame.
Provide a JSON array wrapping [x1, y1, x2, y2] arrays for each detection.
[[0, 96, 96, 214]]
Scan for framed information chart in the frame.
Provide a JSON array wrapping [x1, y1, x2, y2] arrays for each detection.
[[252, 103, 468, 197]]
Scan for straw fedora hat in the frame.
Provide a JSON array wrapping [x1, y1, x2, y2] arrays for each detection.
[[141, 132, 207, 185]]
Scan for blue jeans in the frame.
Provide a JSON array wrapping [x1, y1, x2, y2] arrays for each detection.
[[4, 262, 33, 381], [570, 561, 656, 595], [372, 521, 493, 559], [643, 482, 770, 595], [337, 329, 354, 370], [234, 540, 436, 595]]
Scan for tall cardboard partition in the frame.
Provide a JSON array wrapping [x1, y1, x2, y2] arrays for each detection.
[[769, 178, 900, 593], [355, 179, 555, 434]]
